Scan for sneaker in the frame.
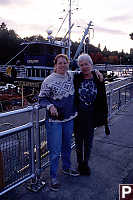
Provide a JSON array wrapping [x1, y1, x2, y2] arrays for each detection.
[[63, 169, 80, 176], [50, 178, 61, 192]]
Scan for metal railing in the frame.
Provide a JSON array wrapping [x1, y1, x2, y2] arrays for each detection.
[[107, 82, 133, 119], [0, 82, 133, 195], [0, 107, 35, 195]]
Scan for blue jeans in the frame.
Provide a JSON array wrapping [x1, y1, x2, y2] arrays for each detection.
[[45, 119, 74, 179]]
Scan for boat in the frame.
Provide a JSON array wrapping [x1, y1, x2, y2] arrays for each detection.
[[20, 39, 68, 81], [0, 34, 69, 112]]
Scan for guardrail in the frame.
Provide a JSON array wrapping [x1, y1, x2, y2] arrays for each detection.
[[0, 107, 35, 195], [0, 82, 133, 196], [105, 77, 132, 91], [107, 82, 133, 119]]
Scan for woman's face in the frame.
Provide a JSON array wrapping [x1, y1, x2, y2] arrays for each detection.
[[79, 59, 92, 75], [55, 56, 69, 75]]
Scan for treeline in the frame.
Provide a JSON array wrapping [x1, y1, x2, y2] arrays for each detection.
[[0, 22, 22, 64], [0, 22, 133, 65]]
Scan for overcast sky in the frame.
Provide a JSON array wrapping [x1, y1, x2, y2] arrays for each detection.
[[0, 0, 133, 53]]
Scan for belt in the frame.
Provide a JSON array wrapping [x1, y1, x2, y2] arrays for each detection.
[[84, 102, 93, 106]]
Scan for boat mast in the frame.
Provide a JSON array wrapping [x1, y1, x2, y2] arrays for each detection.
[[73, 21, 93, 60], [68, 0, 72, 60]]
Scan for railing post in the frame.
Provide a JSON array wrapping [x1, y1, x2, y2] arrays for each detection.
[[35, 105, 41, 179], [27, 105, 45, 192], [108, 90, 113, 119], [26, 106, 37, 192], [30, 107, 36, 179], [125, 86, 127, 104], [0, 151, 4, 191], [118, 89, 121, 110], [129, 83, 133, 101]]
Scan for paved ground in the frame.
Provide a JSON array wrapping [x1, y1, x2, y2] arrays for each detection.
[[1, 102, 133, 200]]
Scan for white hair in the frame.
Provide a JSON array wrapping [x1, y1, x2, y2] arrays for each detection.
[[77, 53, 93, 65]]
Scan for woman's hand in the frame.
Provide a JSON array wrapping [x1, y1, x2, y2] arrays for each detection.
[[49, 105, 58, 117], [95, 70, 103, 82]]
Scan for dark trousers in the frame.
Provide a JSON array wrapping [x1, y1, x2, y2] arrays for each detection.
[[74, 106, 94, 166]]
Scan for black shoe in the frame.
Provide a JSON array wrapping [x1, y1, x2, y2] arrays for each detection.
[[78, 163, 84, 173], [50, 179, 61, 191], [83, 166, 91, 176], [78, 162, 91, 176], [63, 169, 80, 176]]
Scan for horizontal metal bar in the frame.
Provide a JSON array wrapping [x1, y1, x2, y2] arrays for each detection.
[[39, 119, 45, 126], [0, 122, 33, 137], [0, 174, 35, 196], [0, 106, 33, 118], [113, 82, 133, 92]]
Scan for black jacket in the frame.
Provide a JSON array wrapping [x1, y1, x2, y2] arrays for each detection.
[[73, 71, 108, 128]]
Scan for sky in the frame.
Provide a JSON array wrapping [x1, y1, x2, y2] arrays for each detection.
[[0, 0, 133, 53]]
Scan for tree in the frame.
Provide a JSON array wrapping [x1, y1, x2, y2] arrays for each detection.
[[98, 43, 101, 50], [91, 52, 104, 64], [0, 22, 22, 64], [129, 33, 133, 40], [0, 22, 7, 31], [23, 35, 46, 42]]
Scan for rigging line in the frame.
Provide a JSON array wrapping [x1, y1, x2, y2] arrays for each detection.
[[55, 12, 69, 38], [62, 23, 74, 41], [4, 44, 30, 66]]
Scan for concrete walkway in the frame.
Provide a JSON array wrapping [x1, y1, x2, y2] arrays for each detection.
[[1, 102, 133, 200]]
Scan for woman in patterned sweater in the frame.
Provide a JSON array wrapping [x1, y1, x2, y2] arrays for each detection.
[[39, 54, 79, 191]]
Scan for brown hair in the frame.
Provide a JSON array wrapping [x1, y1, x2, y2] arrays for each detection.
[[54, 54, 69, 72], [54, 54, 69, 64]]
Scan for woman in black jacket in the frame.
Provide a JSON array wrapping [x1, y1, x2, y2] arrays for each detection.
[[74, 53, 110, 175]]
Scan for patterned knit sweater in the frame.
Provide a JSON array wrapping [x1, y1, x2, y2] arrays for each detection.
[[38, 72, 77, 122]]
